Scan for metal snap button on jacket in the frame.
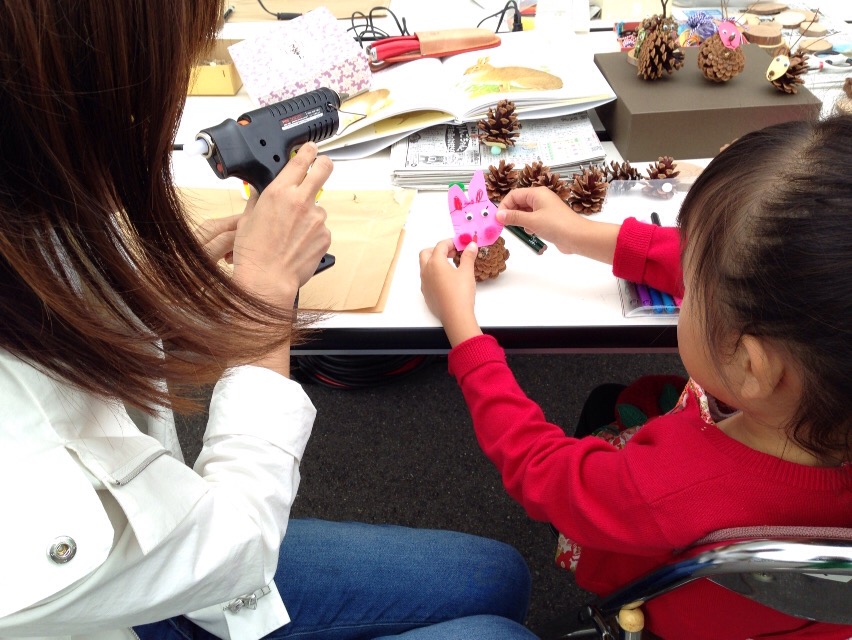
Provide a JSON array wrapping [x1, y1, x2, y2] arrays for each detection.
[[47, 536, 77, 564]]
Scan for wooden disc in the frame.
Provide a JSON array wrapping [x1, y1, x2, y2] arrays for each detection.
[[800, 10, 818, 23], [748, 2, 787, 15], [741, 13, 762, 26], [799, 37, 832, 53], [800, 22, 827, 37], [773, 10, 805, 28], [744, 24, 783, 47], [626, 48, 638, 66]]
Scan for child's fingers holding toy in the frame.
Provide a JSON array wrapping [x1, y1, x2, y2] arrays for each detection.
[[419, 239, 483, 347]]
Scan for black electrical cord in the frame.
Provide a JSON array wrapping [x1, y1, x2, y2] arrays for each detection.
[[476, 0, 523, 33], [256, 0, 301, 20], [292, 355, 438, 389], [347, 6, 410, 48]]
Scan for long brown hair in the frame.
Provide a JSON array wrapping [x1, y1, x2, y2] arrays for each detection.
[[1, 1, 311, 414], [678, 115, 852, 464]]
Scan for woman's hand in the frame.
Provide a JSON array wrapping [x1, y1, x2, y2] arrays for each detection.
[[231, 142, 333, 309], [498, 187, 620, 264], [194, 213, 241, 264], [419, 239, 482, 347]]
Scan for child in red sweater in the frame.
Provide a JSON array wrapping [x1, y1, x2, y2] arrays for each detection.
[[418, 115, 852, 639]]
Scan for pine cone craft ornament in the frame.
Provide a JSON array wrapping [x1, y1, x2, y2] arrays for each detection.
[[477, 99, 520, 155], [453, 236, 510, 282], [766, 46, 809, 94], [566, 166, 609, 215], [643, 156, 679, 198], [516, 161, 570, 199], [484, 160, 518, 203], [448, 170, 509, 282], [697, 20, 746, 83], [636, 14, 685, 80]]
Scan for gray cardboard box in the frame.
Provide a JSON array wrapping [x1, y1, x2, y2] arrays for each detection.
[[594, 45, 822, 161]]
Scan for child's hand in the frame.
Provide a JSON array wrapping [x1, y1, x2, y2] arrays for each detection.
[[419, 239, 483, 347], [498, 187, 588, 255], [499, 187, 621, 265]]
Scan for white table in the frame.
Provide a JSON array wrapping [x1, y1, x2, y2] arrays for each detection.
[[176, 25, 681, 354]]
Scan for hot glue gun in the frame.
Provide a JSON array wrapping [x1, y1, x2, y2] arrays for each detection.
[[186, 87, 342, 275]]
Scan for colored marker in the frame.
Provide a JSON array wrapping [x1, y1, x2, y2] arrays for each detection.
[[659, 290, 678, 313], [650, 211, 662, 226], [673, 295, 683, 307], [506, 225, 547, 255], [635, 283, 653, 307], [648, 287, 665, 313]]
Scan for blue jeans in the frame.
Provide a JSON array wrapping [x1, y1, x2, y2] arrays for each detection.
[[134, 519, 535, 640]]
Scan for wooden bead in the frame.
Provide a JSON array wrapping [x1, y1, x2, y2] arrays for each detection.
[[618, 607, 645, 633]]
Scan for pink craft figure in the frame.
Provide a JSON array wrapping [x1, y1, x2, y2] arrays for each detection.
[[448, 170, 503, 252]]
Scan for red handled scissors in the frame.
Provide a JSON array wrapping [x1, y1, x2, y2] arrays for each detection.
[[366, 35, 421, 65]]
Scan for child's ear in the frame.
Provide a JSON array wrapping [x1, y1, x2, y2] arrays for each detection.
[[737, 335, 786, 401]]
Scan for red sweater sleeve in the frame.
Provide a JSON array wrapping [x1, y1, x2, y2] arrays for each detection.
[[448, 334, 670, 553], [612, 217, 684, 298]]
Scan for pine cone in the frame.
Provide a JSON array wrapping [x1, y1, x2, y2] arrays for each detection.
[[697, 32, 745, 82], [453, 235, 510, 282], [637, 15, 685, 80], [643, 156, 679, 198], [605, 160, 641, 182], [566, 166, 608, 215], [477, 99, 520, 148], [770, 49, 809, 94], [646, 156, 679, 180], [484, 160, 518, 203], [516, 161, 570, 199]]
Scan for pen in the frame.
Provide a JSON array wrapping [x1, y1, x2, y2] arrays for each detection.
[[223, 5, 235, 21], [506, 225, 547, 255], [648, 287, 664, 314], [635, 283, 653, 307], [648, 211, 677, 312], [659, 290, 678, 314]]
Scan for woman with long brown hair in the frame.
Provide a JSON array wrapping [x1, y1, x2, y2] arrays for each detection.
[[0, 2, 534, 639]]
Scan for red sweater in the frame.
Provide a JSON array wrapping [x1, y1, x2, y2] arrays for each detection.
[[448, 219, 852, 639]]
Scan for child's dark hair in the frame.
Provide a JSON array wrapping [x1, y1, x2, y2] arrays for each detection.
[[677, 114, 852, 464]]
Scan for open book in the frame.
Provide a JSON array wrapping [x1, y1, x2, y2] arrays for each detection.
[[320, 30, 616, 159]]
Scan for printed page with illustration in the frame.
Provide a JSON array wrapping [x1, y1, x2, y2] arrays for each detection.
[[320, 30, 615, 157]]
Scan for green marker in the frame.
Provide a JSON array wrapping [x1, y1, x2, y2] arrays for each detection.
[[506, 225, 547, 255]]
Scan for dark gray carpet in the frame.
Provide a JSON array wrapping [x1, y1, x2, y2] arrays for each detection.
[[176, 352, 686, 635]]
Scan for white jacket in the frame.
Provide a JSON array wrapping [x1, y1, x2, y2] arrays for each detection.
[[0, 348, 315, 640]]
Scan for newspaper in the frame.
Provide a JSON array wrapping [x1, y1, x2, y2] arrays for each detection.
[[390, 114, 606, 190]]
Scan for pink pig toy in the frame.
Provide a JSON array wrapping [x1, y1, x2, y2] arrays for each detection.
[[448, 170, 504, 252]]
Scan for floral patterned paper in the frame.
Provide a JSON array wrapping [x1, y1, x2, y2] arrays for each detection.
[[229, 7, 371, 106]]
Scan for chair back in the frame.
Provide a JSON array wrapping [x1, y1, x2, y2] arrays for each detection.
[[596, 526, 852, 625]]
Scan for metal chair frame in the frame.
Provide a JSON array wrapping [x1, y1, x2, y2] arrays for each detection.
[[537, 528, 852, 640]]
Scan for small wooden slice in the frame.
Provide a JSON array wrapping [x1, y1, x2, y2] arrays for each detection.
[[773, 10, 805, 28], [799, 37, 832, 53], [744, 23, 783, 47], [800, 22, 828, 37], [748, 2, 787, 15]]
